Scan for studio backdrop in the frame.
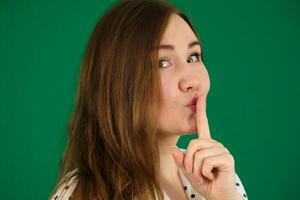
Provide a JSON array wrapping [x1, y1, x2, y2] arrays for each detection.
[[0, 0, 299, 199]]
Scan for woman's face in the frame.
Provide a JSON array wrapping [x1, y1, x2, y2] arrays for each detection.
[[157, 14, 210, 136]]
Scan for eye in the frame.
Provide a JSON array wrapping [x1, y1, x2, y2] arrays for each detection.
[[158, 59, 171, 68], [187, 52, 202, 63]]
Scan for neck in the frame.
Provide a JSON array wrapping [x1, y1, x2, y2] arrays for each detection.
[[157, 133, 181, 183]]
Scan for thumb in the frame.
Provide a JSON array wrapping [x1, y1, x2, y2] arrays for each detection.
[[170, 147, 185, 167]]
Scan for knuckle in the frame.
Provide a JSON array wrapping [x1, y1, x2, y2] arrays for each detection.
[[224, 147, 230, 154], [209, 139, 224, 147], [201, 167, 209, 177], [210, 138, 218, 143], [190, 139, 205, 149], [189, 139, 198, 148], [195, 151, 204, 159], [210, 138, 219, 144], [228, 154, 235, 164], [203, 157, 212, 167], [198, 138, 210, 147], [217, 142, 224, 148]]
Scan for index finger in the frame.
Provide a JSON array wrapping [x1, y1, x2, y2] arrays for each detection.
[[196, 94, 211, 139]]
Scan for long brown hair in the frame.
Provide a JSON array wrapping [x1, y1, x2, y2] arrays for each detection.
[[49, 0, 199, 199]]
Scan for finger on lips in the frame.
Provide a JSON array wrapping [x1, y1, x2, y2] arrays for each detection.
[[183, 93, 234, 182], [178, 94, 231, 183], [196, 94, 211, 139]]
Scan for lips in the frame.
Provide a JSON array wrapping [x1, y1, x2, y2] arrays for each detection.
[[186, 96, 198, 107], [187, 104, 196, 112], [186, 96, 198, 112]]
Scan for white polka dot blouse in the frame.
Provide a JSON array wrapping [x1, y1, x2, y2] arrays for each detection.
[[50, 148, 248, 200]]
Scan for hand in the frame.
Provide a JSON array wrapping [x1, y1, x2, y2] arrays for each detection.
[[171, 94, 237, 200]]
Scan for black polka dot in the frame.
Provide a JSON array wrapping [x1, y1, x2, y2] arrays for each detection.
[[236, 182, 240, 186], [54, 195, 58, 200], [243, 193, 247, 198], [183, 186, 187, 190], [65, 185, 70, 190], [191, 194, 195, 198]]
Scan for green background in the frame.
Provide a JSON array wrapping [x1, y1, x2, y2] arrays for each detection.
[[0, 0, 299, 199]]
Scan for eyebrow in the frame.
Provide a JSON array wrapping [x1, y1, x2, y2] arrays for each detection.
[[155, 40, 201, 51]]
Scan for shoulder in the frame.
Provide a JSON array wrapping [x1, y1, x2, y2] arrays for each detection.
[[49, 169, 79, 200]]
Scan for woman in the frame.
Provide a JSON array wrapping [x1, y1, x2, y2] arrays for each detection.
[[49, 0, 248, 199]]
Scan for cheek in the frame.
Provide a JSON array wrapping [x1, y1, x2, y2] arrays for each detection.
[[161, 81, 174, 104], [162, 85, 172, 99]]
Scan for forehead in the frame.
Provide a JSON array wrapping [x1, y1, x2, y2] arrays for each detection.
[[160, 14, 198, 45]]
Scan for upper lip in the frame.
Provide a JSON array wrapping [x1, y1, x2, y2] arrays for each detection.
[[186, 96, 198, 107]]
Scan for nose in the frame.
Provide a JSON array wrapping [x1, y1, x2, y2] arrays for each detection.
[[178, 65, 210, 95], [179, 75, 201, 93]]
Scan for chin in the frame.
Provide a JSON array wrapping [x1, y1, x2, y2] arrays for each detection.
[[180, 125, 197, 135], [181, 119, 197, 134], [180, 131, 197, 136]]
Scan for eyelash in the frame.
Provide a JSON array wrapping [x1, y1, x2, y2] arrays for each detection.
[[158, 52, 203, 68]]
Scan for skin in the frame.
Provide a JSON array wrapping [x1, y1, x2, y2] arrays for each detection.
[[156, 14, 244, 200]]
